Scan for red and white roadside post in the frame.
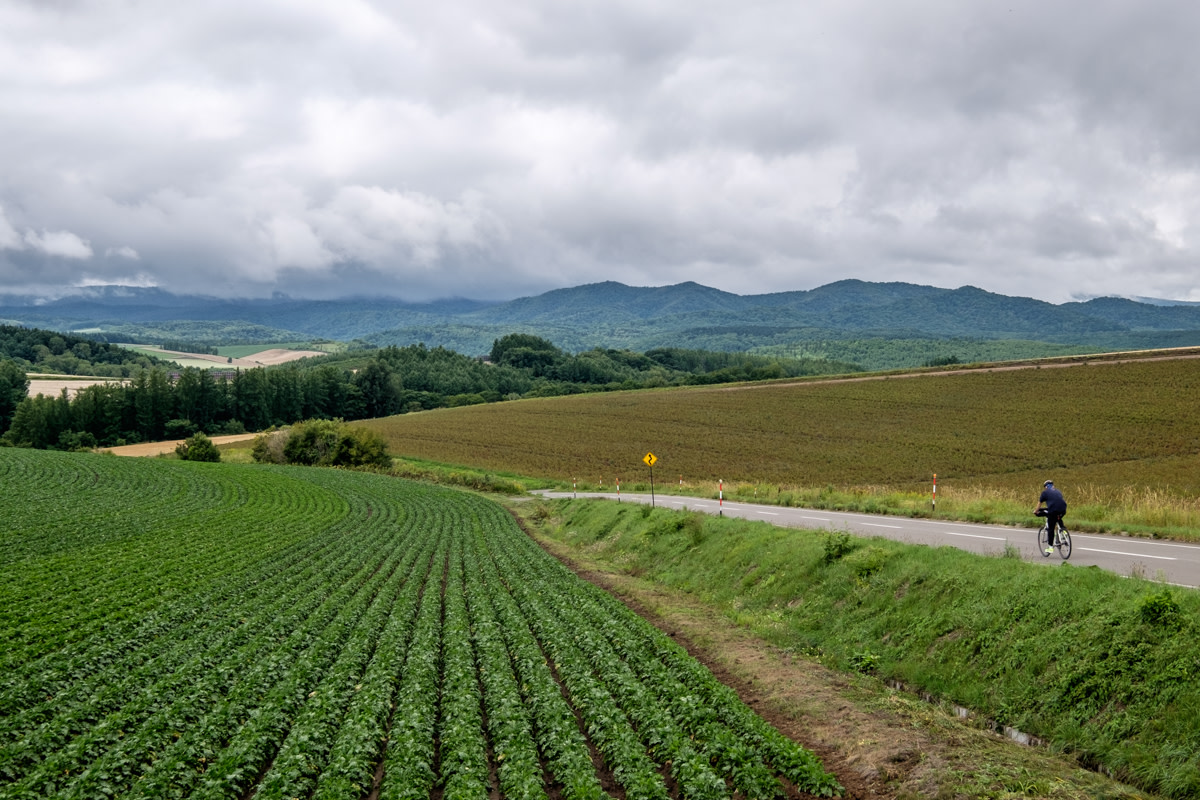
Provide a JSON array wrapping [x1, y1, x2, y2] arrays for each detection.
[[573, 477, 577, 499], [617, 476, 621, 503], [932, 473, 937, 512], [719, 479, 724, 516]]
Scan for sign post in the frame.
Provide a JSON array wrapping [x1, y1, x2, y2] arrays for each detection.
[[643, 452, 657, 508]]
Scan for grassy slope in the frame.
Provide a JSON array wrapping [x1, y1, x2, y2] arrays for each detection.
[[523, 497, 1199, 799]]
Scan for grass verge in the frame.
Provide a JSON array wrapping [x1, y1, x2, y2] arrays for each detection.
[[517, 496, 1198, 799]]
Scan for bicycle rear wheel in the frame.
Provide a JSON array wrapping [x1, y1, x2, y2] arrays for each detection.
[[1056, 525, 1072, 560], [1037, 524, 1052, 557]]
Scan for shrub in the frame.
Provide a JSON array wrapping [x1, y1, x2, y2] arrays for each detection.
[[251, 428, 288, 464], [176, 432, 221, 462], [848, 650, 880, 673], [252, 419, 391, 469], [213, 419, 246, 435], [164, 418, 198, 439], [822, 531, 854, 564], [845, 546, 890, 580], [57, 430, 98, 452], [1140, 589, 1183, 628]]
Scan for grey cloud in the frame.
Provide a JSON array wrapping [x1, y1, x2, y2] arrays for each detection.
[[2, 0, 1200, 304], [23, 229, 92, 259], [0, 205, 93, 260]]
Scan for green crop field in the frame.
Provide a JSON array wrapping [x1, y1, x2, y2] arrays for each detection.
[[361, 356, 1200, 538], [0, 449, 840, 800], [215, 342, 339, 358]]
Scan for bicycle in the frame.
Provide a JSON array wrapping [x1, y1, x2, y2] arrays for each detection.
[[1037, 518, 1072, 560]]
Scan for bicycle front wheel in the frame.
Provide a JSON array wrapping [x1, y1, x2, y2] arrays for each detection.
[[1056, 526, 1072, 560], [1037, 524, 1052, 557]]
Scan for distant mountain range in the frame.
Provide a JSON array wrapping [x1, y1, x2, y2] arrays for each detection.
[[3, 280, 1200, 370]]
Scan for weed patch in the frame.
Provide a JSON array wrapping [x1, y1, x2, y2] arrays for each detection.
[[822, 531, 854, 563], [1139, 589, 1184, 629]]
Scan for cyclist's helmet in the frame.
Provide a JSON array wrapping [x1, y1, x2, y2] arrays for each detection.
[[1044, 480, 1054, 487]]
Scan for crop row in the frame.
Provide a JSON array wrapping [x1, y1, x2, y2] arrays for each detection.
[[475, 502, 843, 798], [0, 453, 350, 673], [1, 450, 840, 799], [3, 492, 408, 797], [0, 473, 366, 723]]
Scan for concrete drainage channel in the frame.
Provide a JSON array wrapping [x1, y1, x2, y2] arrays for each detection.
[[885, 680, 1043, 748], [898, 685, 1124, 784]]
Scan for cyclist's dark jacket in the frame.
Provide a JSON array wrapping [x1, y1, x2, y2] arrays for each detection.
[[1040, 486, 1067, 515]]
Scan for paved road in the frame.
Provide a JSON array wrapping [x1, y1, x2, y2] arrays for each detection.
[[536, 491, 1200, 589]]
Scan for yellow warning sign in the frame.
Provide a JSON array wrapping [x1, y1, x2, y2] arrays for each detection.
[[643, 452, 657, 466]]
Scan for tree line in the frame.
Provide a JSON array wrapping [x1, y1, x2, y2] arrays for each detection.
[[0, 324, 170, 377], [0, 333, 857, 451]]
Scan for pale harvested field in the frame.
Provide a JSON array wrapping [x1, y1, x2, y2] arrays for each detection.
[[23, 348, 327, 396], [26, 378, 126, 398], [246, 347, 327, 365], [135, 346, 326, 368], [103, 433, 259, 457]]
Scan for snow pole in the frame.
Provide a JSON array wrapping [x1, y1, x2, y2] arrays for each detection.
[[932, 473, 937, 512], [719, 479, 724, 516]]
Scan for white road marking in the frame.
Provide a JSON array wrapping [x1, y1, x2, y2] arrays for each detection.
[[946, 532, 1007, 541], [1079, 548, 1176, 560]]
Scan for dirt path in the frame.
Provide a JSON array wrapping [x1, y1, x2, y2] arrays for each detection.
[[103, 433, 258, 457]]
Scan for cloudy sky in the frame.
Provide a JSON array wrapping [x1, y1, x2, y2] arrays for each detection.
[[2, 0, 1198, 304]]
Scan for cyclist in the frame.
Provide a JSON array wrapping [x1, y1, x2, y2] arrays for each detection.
[[1035, 480, 1067, 554]]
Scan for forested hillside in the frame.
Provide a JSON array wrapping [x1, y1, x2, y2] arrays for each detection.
[[5, 280, 1200, 369], [0, 334, 856, 450], [0, 324, 168, 376]]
